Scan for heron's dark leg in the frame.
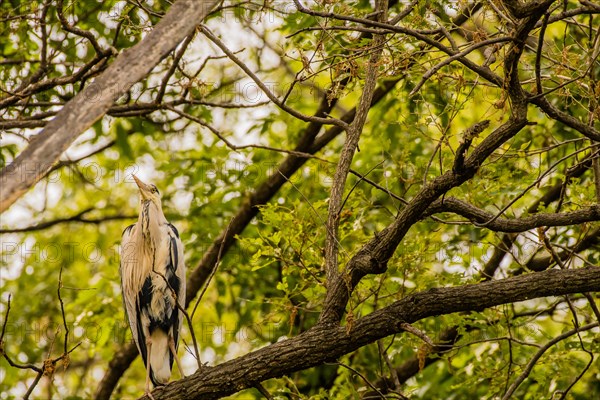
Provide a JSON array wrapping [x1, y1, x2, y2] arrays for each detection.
[[168, 335, 185, 378], [145, 338, 155, 400]]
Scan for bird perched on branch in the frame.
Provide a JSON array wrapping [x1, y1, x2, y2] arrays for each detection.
[[120, 175, 186, 397]]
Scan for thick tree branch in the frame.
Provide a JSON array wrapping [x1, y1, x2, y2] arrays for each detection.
[[143, 267, 600, 399], [0, 0, 220, 213]]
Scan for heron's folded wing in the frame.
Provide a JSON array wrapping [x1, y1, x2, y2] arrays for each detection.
[[119, 224, 144, 358]]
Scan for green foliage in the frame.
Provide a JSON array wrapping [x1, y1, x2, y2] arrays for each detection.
[[1, 1, 600, 399]]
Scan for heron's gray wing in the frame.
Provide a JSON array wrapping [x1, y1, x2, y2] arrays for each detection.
[[119, 224, 144, 359]]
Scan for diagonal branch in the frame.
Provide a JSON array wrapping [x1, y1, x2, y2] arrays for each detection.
[[530, 97, 600, 141], [502, 321, 598, 400]]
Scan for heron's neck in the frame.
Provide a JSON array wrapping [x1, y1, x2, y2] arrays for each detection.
[[138, 200, 168, 248]]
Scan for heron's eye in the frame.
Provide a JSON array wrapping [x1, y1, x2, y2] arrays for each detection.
[[151, 185, 160, 195]]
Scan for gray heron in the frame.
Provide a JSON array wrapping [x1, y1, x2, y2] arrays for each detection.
[[120, 175, 186, 396]]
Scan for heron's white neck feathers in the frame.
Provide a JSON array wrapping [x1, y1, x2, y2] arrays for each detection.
[[139, 199, 168, 250]]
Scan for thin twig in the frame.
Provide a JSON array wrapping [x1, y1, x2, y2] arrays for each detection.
[[583, 292, 600, 324], [254, 382, 274, 399], [148, 260, 199, 371], [58, 265, 69, 356], [377, 339, 401, 391], [276, 170, 350, 261], [0, 293, 11, 344], [501, 322, 599, 400], [200, 25, 348, 129], [166, 106, 327, 159], [156, 33, 195, 103], [475, 146, 597, 227], [388, 0, 419, 25], [339, 161, 384, 213], [330, 361, 387, 399], [23, 371, 43, 400], [535, 12, 550, 94], [0, 294, 43, 373], [0, 210, 136, 233], [191, 219, 233, 320], [410, 37, 513, 97], [399, 322, 435, 348], [558, 308, 594, 400], [179, 303, 202, 369]]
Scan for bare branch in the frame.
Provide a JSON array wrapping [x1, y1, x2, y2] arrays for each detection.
[[0, 209, 136, 233], [57, 265, 69, 356]]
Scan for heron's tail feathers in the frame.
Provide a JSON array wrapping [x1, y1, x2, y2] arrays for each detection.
[[149, 329, 171, 386]]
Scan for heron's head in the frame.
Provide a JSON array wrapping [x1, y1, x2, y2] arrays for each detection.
[[133, 175, 161, 206]]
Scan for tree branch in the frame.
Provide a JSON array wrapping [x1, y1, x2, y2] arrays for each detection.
[[425, 197, 600, 233], [481, 155, 593, 279], [322, 0, 387, 317], [502, 321, 598, 399], [0, 210, 135, 233]]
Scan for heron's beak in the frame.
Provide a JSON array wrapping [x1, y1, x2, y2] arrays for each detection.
[[133, 175, 152, 199]]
